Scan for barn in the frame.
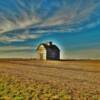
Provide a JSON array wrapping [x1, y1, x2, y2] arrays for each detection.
[[37, 42, 60, 60]]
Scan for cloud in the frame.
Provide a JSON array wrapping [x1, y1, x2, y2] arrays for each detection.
[[0, 0, 41, 34], [0, 36, 24, 42], [0, 0, 100, 44], [0, 46, 32, 51], [0, 46, 35, 58], [0, 0, 100, 35], [15, 32, 41, 40], [35, 0, 100, 32], [0, 31, 41, 43]]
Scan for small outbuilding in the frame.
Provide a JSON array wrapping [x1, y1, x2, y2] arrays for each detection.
[[36, 42, 60, 60]]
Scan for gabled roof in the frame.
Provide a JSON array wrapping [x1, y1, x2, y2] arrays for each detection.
[[37, 42, 60, 51]]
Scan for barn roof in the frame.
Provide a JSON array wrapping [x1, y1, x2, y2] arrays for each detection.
[[37, 42, 60, 51], [42, 43, 60, 51]]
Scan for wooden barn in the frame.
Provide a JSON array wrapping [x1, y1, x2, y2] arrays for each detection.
[[37, 42, 60, 60]]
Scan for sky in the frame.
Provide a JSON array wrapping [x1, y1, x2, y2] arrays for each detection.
[[0, 0, 100, 59]]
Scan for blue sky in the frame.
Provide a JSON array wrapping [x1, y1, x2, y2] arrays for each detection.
[[0, 0, 100, 59]]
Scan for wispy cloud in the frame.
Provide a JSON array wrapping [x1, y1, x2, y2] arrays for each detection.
[[0, 32, 41, 43], [0, 45, 36, 58], [0, 0, 41, 34], [0, 46, 32, 51], [0, 0, 100, 35], [34, 0, 100, 32]]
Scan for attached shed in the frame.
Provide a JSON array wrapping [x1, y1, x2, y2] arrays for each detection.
[[37, 42, 60, 60]]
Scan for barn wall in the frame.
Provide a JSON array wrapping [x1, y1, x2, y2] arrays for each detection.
[[37, 45, 47, 60], [47, 49, 60, 60]]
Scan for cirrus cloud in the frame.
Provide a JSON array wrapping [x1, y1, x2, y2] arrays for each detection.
[[0, 0, 100, 35]]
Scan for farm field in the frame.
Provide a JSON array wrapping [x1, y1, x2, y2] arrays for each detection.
[[0, 59, 100, 100]]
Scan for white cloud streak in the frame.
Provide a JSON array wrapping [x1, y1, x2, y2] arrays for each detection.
[[0, 46, 32, 51], [0, 0, 100, 43], [0, 33, 41, 43], [37, 1, 100, 31]]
